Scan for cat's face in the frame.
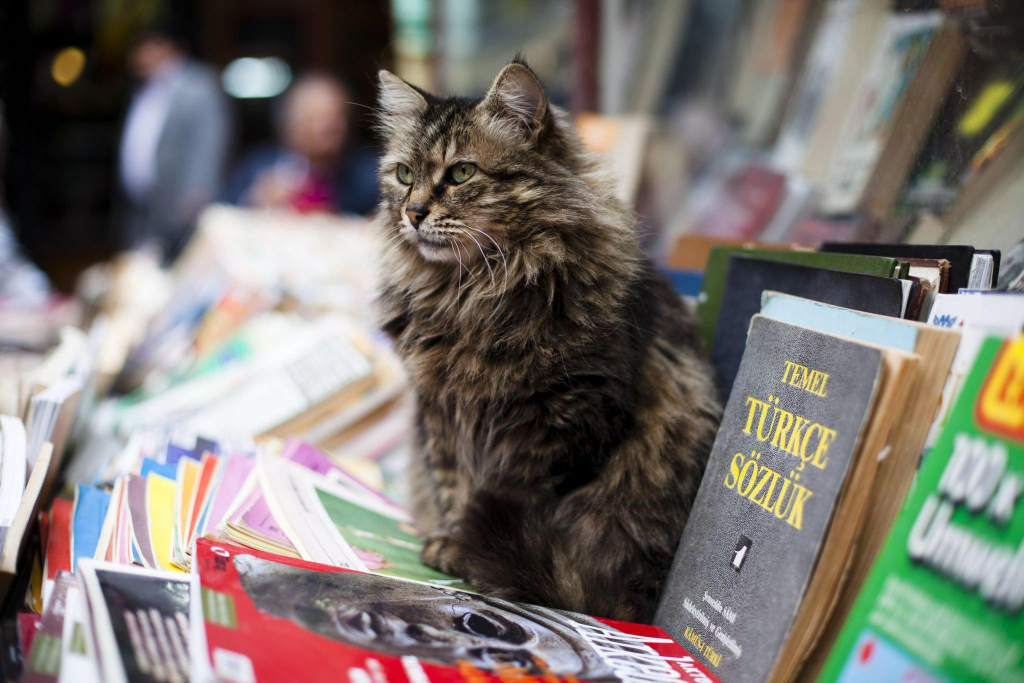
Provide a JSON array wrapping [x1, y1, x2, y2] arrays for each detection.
[[375, 62, 552, 266]]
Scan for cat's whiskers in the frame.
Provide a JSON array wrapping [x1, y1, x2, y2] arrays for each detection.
[[461, 224, 510, 307], [378, 233, 408, 263], [450, 221, 509, 302], [463, 232, 496, 290]]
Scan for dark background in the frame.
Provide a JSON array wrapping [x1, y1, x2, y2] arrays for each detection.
[[0, 0, 391, 290]]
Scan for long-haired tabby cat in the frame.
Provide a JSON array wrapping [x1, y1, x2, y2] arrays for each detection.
[[375, 59, 721, 621]]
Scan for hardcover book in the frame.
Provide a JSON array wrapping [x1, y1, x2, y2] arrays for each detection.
[[820, 334, 1024, 681], [191, 539, 720, 683], [820, 243, 999, 295], [709, 257, 904, 401], [696, 246, 903, 349], [654, 315, 910, 682]]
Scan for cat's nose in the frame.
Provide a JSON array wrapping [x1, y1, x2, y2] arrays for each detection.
[[405, 205, 429, 229]]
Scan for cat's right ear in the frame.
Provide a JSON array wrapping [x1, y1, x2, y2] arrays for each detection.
[[378, 70, 427, 117]]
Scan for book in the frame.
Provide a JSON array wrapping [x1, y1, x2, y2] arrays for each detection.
[[0, 415, 28, 551], [692, 163, 789, 240], [709, 257, 905, 400], [923, 292, 1024, 452], [821, 242, 988, 294], [655, 315, 918, 682], [192, 538, 720, 683], [22, 571, 76, 683], [818, 11, 944, 215], [760, 293, 961, 678], [77, 560, 191, 683], [819, 334, 1024, 681], [773, 0, 888, 176], [855, 19, 968, 227], [696, 246, 903, 349], [58, 579, 101, 682], [0, 442, 53, 605]]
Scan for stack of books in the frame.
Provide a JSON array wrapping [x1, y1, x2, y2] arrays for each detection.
[[3, 194, 1022, 681]]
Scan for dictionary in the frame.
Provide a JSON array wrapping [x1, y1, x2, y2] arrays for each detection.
[[654, 315, 919, 683], [820, 334, 1024, 682], [190, 539, 720, 683]]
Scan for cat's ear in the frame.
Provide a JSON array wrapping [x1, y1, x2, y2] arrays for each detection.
[[480, 61, 548, 143], [378, 70, 427, 117]]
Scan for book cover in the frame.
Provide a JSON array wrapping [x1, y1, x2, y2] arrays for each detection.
[[820, 335, 1024, 681], [193, 539, 719, 683], [709, 257, 903, 401], [696, 247, 901, 349], [655, 315, 884, 682], [924, 292, 1024, 452], [78, 560, 191, 683]]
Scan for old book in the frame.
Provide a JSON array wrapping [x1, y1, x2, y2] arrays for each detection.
[[697, 246, 902, 349], [820, 334, 1024, 681], [856, 20, 968, 227], [821, 242, 980, 293], [191, 538, 720, 683], [759, 293, 961, 679], [654, 315, 919, 682], [709, 257, 904, 401], [773, 0, 889, 176], [818, 11, 946, 216]]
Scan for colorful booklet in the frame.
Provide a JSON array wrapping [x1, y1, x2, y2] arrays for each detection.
[[820, 334, 1024, 681], [192, 538, 720, 683]]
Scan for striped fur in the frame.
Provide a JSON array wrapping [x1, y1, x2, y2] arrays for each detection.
[[374, 60, 721, 621]]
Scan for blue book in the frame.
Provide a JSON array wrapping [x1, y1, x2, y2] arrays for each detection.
[[71, 484, 111, 571], [140, 457, 177, 481], [760, 291, 918, 353]]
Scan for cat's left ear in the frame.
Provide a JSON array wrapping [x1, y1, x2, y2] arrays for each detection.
[[480, 61, 548, 143]]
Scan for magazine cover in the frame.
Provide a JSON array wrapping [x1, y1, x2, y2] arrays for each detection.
[[78, 560, 191, 683], [193, 539, 719, 683], [821, 334, 1024, 681]]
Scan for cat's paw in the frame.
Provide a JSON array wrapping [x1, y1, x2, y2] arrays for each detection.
[[421, 534, 464, 576]]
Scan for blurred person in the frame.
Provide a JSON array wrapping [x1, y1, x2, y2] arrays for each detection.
[[224, 73, 379, 215], [117, 19, 231, 262]]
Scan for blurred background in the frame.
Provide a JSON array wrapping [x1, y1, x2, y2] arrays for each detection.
[[0, 0, 1022, 293]]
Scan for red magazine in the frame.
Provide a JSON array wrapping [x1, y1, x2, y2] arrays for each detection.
[[193, 539, 719, 683]]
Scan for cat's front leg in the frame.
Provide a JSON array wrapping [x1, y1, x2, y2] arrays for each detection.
[[419, 463, 470, 574], [421, 531, 465, 575]]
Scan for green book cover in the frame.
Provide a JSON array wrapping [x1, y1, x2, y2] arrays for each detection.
[[820, 334, 1024, 682], [696, 248, 903, 348]]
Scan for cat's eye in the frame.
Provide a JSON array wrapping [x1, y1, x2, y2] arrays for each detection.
[[450, 162, 476, 184], [396, 164, 414, 185]]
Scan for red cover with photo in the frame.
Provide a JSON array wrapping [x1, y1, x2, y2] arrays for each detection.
[[194, 539, 719, 683]]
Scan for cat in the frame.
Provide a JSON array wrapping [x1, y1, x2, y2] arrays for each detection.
[[374, 58, 721, 621]]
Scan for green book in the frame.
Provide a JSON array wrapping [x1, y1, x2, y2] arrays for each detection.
[[695, 248, 905, 349], [820, 334, 1024, 682]]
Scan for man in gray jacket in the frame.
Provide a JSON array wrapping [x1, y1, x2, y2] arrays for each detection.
[[118, 22, 231, 261]]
